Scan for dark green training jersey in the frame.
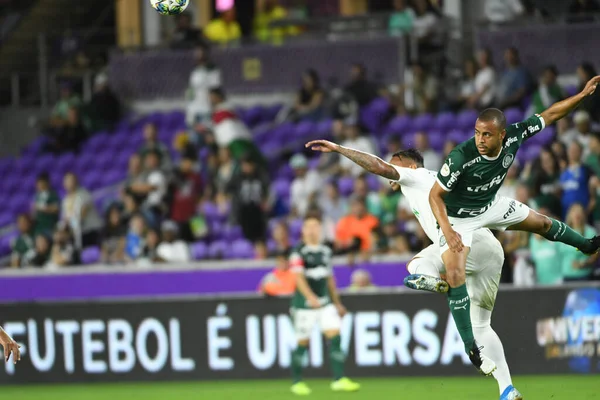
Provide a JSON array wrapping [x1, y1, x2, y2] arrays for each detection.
[[290, 242, 333, 309], [437, 114, 545, 218]]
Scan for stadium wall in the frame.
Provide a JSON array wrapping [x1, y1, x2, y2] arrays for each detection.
[[1, 283, 599, 383]]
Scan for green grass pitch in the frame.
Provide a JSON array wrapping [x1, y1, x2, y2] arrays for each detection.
[[4, 375, 599, 400]]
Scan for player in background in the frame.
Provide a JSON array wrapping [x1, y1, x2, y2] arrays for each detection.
[[428, 76, 600, 368], [0, 326, 20, 364], [307, 141, 521, 399], [289, 214, 360, 396]]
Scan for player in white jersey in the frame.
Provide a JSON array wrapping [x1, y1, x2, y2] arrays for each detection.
[[0, 326, 20, 364], [307, 140, 522, 400]]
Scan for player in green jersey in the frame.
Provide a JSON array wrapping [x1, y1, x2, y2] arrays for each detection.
[[289, 214, 360, 396], [0, 326, 20, 364], [429, 75, 600, 374]]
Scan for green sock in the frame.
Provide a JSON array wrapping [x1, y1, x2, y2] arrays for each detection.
[[291, 345, 307, 383], [542, 218, 593, 253], [447, 284, 474, 352], [328, 335, 345, 381]]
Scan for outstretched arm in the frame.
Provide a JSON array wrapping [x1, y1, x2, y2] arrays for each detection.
[[306, 140, 400, 180], [541, 76, 600, 125]]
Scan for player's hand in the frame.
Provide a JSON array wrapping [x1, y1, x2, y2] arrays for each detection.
[[581, 75, 600, 97], [443, 229, 464, 253], [0, 330, 21, 364], [305, 140, 340, 153], [307, 296, 321, 309], [335, 303, 347, 317]]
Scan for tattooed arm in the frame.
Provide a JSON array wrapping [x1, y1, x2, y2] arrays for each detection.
[[306, 140, 400, 180]]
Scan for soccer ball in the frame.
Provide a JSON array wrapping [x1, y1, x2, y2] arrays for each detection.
[[150, 0, 189, 16]]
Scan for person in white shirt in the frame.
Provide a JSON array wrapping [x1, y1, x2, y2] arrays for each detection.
[[561, 110, 592, 158], [130, 150, 167, 220], [485, 0, 525, 24], [61, 172, 103, 248], [156, 220, 191, 263], [289, 154, 322, 217], [414, 132, 441, 170], [186, 46, 221, 126], [472, 49, 496, 109], [339, 124, 376, 177]]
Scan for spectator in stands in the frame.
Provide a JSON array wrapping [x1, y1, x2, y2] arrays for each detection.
[[204, 6, 241, 46], [122, 192, 155, 229], [562, 111, 593, 157], [186, 45, 221, 127], [560, 141, 591, 218], [339, 124, 376, 176], [31, 234, 51, 267], [258, 251, 296, 297], [568, 0, 600, 23], [412, 0, 442, 51], [171, 153, 203, 241], [227, 155, 270, 257], [497, 163, 520, 199], [100, 205, 126, 265], [254, 0, 298, 44], [131, 150, 168, 222], [123, 154, 146, 202], [291, 69, 325, 122], [551, 141, 568, 171], [496, 47, 532, 109], [321, 181, 348, 225], [484, 0, 525, 24], [375, 220, 400, 254], [400, 62, 439, 114], [585, 133, 600, 228], [32, 173, 60, 236], [48, 221, 79, 268], [529, 65, 564, 116], [453, 58, 478, 111], [49, 82, 81, 126], [576, 62, 600, 123], [529, 232, 563, 285], [137, 229, 164, 266], [125, 214, 146, 262], [10, 214, 34, 268], [414, 132, 442, 170], [524, 148, 562, 217], [270, 222, 292, 257], [347, 269, 377, 292], [289, 154, 322, 217], [61, 172, 102, 248], [559, 203, 598, 281], [138, 123, 172, 172], [353, 176, 383, 219], [471, 48, 496, 109], [344, 64, 379, 107], [443, 139, 457, 158], [171, 12, 206, 49], [215, 147, 236, 194], [335, 197, 379, 261], [156, 220, 191, 263], [87, 73, 121, 132], [388, 0, 414, 36]]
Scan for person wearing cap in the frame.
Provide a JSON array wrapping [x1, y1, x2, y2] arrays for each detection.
[[289, 153, 322, 217], [156, 220, 191, 263]]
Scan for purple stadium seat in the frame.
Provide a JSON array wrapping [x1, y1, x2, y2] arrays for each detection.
[[384, 115, 412, 135], [223, 225, 243, 241], [230, 239, 255, 259], [294, 121, 316, 139], [243, 105, 265, 127], [81, 246, 101, 265], [456, 109, 478, 130], [209, 220, 224, 240], [264, 103, 283, 122], [289, 219, 303, 238], [338, 176, 355, 197], [428, 130, 445, 152], [366, 174, 381, 191], [273, 179, 291, 199], [411, 113, 434, 131], [252, 123, 273, 141], [266, 239, 277, 253], [208, 240, 227, 259], [308, 157, 320, 170], [56, 152, 76, 172], [565, 85, 578, 97], [504, 108, 523, 125], [201, 202, 220, 220], [0, 231, 17, 256], [360, 97, 391, 133], [447, 129, 467, 144], [316, 119, 333, 137], [0, 213, 12, 227], [276, 164, 295, 181], [433, 112, 457, 132], [191, 241, 208, 260]]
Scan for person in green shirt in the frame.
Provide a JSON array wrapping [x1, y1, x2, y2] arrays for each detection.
[[529, 233, 562, 285], [32, 173, 60, 236], [530, 65, 564, 115], [388, 0, 414, 36], [10, 214, 35, 268], [558, 204, 599, 281]]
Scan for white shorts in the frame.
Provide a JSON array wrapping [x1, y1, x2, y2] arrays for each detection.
[[438, 196, 530, 253], [292, 303, 342, 341], [408, 229, 504, 310]]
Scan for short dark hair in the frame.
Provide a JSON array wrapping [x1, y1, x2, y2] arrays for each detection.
[[304, 210, 322, 223], [210, 87, 226, 100], [37, 172, 50, 183], [478, 108, 507, 130], [544, 65, 558, 76], [392, 149, 424, 167]]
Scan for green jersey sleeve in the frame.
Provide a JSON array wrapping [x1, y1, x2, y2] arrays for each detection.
[[436, 147, 466, 192], [507, 114, 546, 145]]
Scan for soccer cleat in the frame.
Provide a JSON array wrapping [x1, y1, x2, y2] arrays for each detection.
[[291, 382, 312, 396], [468, 342, 497, 376], [500, 385, 523, 400], [331, 377, 360, 392], [579, 236, 600, 255], [404, 274, 449, 294]]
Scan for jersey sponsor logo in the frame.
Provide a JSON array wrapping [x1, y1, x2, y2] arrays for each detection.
[[441, 164, 450, 177], [446, 170, 461, 187], [462, 156, 481, 169], [466, 173, 507, 193], [505, 136, 518, 148], [456, 201, 494, 217], [528, 125, 540, 134], [304, 266, 330, 280], [503, 200, 517, 219], [502, 154, 514, 168]]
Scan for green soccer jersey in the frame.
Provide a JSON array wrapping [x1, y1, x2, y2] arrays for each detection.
[[437, 114, 546, 218], [290, 242, 333, 309]]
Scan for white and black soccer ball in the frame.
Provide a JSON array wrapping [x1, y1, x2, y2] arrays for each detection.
[[150, 0, 190, 16]]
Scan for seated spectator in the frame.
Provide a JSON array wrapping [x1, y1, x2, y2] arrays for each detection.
[[568, 0, 600, 23], [529, 65, 564, 116], [562, 111, 592, 156], [401, 62, 439, 114], [254, 0, 298, 44], [551, 140, 568, 171], [186, 45, 221, 127], [412, 0, 443, 51], [45, 106, 87, 154], [138, 123, 172, 172], [560, 141, 591, 217], [291, 69, 325, 122], [100, 205, 126, 265], [576, 62, 600, 122], [171, 12, 206, 49], [138, 229, 165, 266], [122, 192, 155, 230], [32, 173, 60, 236], [339, 124, 376, 176], [289, 154, 322, 217], [129, 150, 168, 222], [321, 182, 348, 225], [344, 64, 379, 107], [414, 132, 442, 170], [453, 58, 478, 110], [484, 0, 525, 24], [347, 269, 377, 292], [335, 198, 379, 260], [156, 220, 191, 263], [86, 73, 121, 132], [215, 147, 236, 193], [375, 220, 400, 254], [524, 148, 562, 217], [10, 214, 35, 268], [529, 233, 562, 285], [125, 214, 146, 262], [558, 203, 598, 281], [496, 47, 533, 109], [388, 0, 414, 36], [61, 172, 102, 248], [204, 6, 241, 45], [472, 48, 496, 109], [48, 221, 79, 268], [170, 153, 203, 241], [48, 82, 81, 127], [259, 251, 296, 296], [31, 234, 52, 267]]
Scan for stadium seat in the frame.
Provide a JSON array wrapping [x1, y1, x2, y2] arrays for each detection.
[[316, 119, 333, 137], [504, 108, 523, 125], [338, 176, 355, 197], [428, 130, 446, 152], [294, 121, 316, 140], [433, 112, 457, 132], [384, 115, 412, 135], [223, 225, 243, 241], [208, 240, 227, 259], [411, 113, 434, 131], [191, 241, 208, 260], [456, 109, 478, 130], [230, 239, 255, 259], [273, 179, 291, 200], [81, 246, 101, 265]]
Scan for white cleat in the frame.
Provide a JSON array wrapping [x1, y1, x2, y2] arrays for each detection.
[[468, 342, 497, 376], [500, 385, 523, 400]]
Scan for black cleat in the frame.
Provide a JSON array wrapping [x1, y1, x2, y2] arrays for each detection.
[[580, 236, 600, 256], [468, 341, 496, 376]]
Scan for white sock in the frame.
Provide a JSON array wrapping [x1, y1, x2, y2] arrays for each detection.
[[407, 257, 441, 277], [471, 305, 513, 395]]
